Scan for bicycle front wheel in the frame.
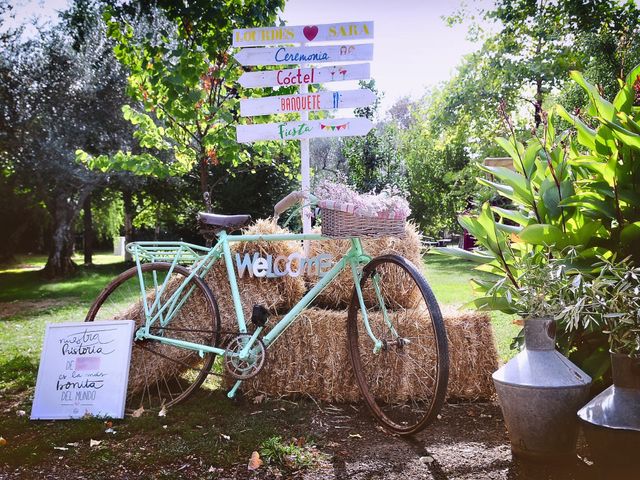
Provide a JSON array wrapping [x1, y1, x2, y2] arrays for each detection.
[[86, 262, 220, 413], [347, 254, 449, 435]]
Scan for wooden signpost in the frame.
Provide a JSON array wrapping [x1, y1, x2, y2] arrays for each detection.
[[238, 63, 371, 88], [234, 43, 373, 66], [233, 21, 374, 47], [232, 21, 375, 237], [240, 89, 376, 116], [237, 118, 374, 143]]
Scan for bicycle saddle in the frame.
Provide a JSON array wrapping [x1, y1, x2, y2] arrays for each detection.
[[198, 212, 252, 232]]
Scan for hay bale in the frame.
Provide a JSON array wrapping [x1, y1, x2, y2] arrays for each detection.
[[111, 281, 218, 395], [238, 306, 498, 402], [307, 221, 424, 309], [440, 307, 498, 401]]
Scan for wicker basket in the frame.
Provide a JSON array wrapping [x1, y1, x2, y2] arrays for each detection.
[[320, 206, 406, 238]]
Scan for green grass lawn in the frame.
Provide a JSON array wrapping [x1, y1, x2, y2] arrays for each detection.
[[423, 254, 519, 362], [0, 253, 130, 390]]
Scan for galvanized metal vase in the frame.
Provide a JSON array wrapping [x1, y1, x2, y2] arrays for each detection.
[[493, 317, 592, 462], [578, 353, 640, 467]]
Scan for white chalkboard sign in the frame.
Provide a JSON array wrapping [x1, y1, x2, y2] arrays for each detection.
[[31, 320, 135, 420]]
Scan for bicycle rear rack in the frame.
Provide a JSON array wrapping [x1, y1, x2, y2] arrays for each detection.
[[126, 241, 211, 265]]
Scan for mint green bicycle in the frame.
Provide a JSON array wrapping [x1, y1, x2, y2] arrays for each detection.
[[85, 192, 449, 435]]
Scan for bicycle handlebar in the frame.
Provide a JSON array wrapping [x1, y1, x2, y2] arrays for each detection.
[[273, 190, 307, 220]]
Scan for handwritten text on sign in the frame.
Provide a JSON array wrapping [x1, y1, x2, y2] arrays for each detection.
[[236, 118, 373, 143], [240, 89, 375, 116], [238, 63, 371, 88], [233, 21, 374, 47], [234, 44, 373, 66], [31, 321, 135, 420]]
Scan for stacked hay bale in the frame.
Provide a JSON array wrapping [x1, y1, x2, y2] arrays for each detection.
[[240, 306, 498, 402], [307, 221, 424, 308], [115, 218, 499, 403]]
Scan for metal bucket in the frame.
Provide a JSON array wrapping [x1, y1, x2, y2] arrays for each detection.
[[578, 353, 640, 467], [493, 317, 592, 462]]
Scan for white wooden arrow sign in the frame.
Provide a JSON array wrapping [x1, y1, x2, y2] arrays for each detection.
[[235, 44, 373, 67], [240, 89, 375, 117], [233, 21, 374, 47], [236, 118, 373, 143], [238, 63, 371, 88]]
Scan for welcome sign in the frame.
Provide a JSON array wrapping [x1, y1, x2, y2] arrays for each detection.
[[31, 320, 135, 420]]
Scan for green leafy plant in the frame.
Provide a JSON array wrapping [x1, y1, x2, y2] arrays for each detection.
[[484, 251, 575, 320], [440, 63, 640, 379], [560, 256, 640, 358], [259, 436, 317, 470]]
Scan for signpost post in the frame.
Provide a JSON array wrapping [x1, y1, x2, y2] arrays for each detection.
[[232, 21, 375, 238]]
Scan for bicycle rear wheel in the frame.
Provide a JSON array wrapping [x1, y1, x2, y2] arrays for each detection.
[[347, 254, 449, 435], [86, 262, 220, 413]]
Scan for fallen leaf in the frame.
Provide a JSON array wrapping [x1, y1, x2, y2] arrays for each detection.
[[247, 451, 263, 471], [512, 319, 524, 326], [104, 421, 113, 428], [158, 406, 167, 417], [0, 437, 7, 447], [16, 410, 26, 417], [89, 439, 102, 448], [420, 455, 434, 464], [295, 436, 306, 447], [131, 406, 145, 418]]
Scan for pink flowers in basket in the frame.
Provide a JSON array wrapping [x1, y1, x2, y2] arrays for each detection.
[[314, 180, 411, 220]]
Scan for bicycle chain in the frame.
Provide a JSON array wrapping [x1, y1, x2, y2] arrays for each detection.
[[139, 327, 257, 377]]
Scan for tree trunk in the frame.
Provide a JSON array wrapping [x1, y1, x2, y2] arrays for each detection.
[[534, 77, 543, 128], [83, 194, 94, 266], [123, 190, 134, 262], [43, 194, 79, 278]]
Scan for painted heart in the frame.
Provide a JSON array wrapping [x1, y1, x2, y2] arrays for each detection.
[[303, 25, 318, 42]]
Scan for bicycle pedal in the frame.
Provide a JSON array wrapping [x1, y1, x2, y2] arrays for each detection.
[[251, 304, 269, 327]]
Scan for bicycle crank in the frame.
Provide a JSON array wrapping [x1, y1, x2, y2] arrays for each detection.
[[223, 334, 267, 380]]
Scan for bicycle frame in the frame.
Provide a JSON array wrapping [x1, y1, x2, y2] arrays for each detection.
[[128, 230, 388, 398]]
